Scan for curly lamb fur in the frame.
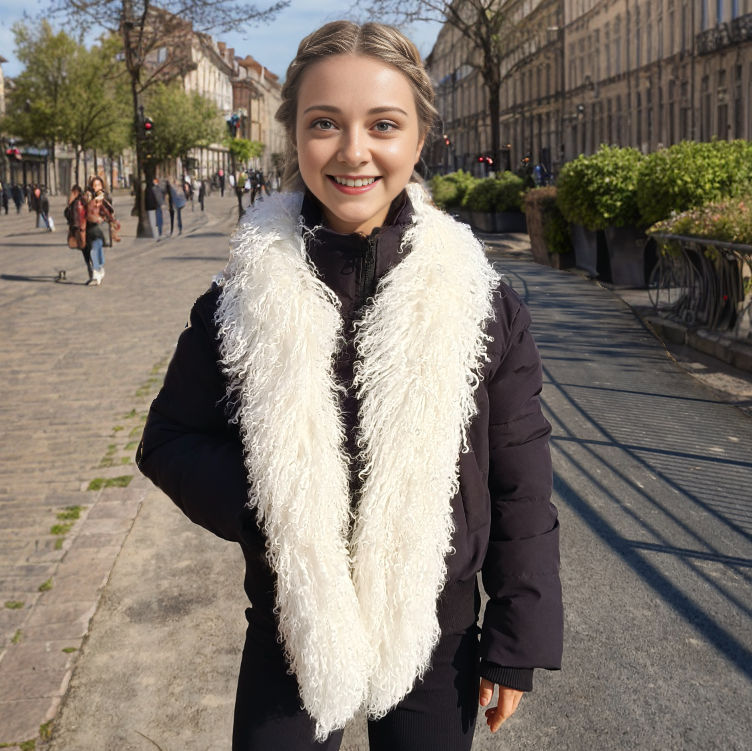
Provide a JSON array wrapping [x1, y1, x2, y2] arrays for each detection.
[[216, 184, 499, 739]]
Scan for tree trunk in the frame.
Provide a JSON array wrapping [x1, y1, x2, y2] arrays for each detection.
[[83, 150, 88, 182], [488, 82, 501, 173], [93, 149, 98, 178], [75, 148, 81, 186]]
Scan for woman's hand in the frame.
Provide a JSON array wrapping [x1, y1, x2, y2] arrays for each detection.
[[478, 678, 524, 732]]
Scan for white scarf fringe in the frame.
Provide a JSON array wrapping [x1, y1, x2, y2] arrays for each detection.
[[216, 184, 499, 739]]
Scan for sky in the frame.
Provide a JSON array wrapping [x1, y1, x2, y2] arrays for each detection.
[[0, 0, 444, 80]]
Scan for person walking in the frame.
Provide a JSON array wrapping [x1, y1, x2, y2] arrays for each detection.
[[138, 21, 563, 751], [1, 184, 9, 215], [218, 168, 225, 197], [65, 185, 90, 279], [165, 179, 186, 236], [183, 176, 195, 212], [11, 184, 23, 214], [197, 178, 206, 211], [145, 177, 163, 240], [34, 186, 51, 231]]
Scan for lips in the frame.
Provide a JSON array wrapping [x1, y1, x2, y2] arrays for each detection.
[[327, 175, 382, 194]]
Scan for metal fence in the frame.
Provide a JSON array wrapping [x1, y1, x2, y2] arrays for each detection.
[[647, 234, 752, 341]]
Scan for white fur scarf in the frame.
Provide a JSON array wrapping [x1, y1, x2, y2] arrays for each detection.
[[216, 183, 499, 740]]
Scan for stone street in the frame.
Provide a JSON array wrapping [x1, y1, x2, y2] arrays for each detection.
[[1, 199, 751, 750], [0, 189, 239, 747]]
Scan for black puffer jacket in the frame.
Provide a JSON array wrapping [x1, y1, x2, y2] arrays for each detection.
[[138, 192, 563, 692]]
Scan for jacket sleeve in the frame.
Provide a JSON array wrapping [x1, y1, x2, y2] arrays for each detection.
[[479, 289, 563, 690], [137, 288, 253, 545]]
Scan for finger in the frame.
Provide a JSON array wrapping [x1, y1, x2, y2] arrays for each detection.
[[478, 678, 495, 707], [486, 689, 523, 733]]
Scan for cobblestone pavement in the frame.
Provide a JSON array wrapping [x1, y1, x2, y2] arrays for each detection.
[[0, 190, 238, 748]]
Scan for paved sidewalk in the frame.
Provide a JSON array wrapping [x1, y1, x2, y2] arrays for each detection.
[[0, 190, 239, 748], [42, 241, 752, 750]]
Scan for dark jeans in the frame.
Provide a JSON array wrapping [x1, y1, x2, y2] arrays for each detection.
[[233, 580, 480, 751], [169, 207, 182, 234]]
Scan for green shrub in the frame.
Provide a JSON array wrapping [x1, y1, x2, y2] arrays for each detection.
[[648, 194, 752, 246], [430, 170, 476, 209], [557, 145, 644, 231], [461, 172, 526, 213], [462, 177, 497, 212], [525, 187, 574, 254], [493, 172, 526, 213], [636, 139, 752, 227]]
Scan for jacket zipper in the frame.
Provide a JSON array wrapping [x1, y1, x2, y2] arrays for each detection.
[[360, 230, 379, 308]]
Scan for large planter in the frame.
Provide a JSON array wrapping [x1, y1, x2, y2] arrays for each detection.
[[470, 211, 496, 233], [571, 224, 599, 277], [494, 212, 527, 233], [550, 252, 576, 270], [525, 204, 550, 266], [604, 225, 648, 288]]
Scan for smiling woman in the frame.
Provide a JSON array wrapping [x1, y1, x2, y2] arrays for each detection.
[[138, 18, 563, 751], [294, 54, 425, 234]]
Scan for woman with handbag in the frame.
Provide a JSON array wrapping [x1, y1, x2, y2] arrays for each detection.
[[138, 21, 563, 751]]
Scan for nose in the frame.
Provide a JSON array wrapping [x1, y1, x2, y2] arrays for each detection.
[[337, 127, 368, 167]]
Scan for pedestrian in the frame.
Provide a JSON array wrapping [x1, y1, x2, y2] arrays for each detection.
[[183, 176, 195, 212], [34, 186, 51, 231], [83, 175, 118, 285], [138, 20, 563, 751], [198, 178, 206, 212], [1, 184, 9, 215], [218, 168, 225, 197], [11, 184, 23, 214], [145, 177, 164, 240], [65, 185, 90, 278], [26, 184, 35, 213], [165, 179, 186, 236]]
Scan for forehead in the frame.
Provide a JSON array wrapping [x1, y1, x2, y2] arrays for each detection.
[[298, 54, 417, 116]]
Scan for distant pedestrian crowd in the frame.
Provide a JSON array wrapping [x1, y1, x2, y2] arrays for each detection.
[[0, 181, 56, 231]]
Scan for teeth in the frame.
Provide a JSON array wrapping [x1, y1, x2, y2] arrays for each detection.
[[333, 176, 376, 186]]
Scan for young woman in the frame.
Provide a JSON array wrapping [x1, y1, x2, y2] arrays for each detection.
[[85, 176, 119, 285], [138, 21, 563, 751]]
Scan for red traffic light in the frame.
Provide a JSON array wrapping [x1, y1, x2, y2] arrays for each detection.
[[143, 117, 154, 136], [443, 135, 451, 146]]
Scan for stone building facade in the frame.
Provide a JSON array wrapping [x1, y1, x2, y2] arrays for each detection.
[[231, 53, 285, 175], [426, 0, 752, 176]]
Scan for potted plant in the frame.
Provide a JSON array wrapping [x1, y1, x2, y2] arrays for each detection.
[[462, 177, 497, 232], [430, 170, 476, 224], [493, 172, 527, 233], [524, 187, 575, 269], [557, 146, 645, 286]]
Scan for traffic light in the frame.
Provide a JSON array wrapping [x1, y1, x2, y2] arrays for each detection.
[[143, 117, 154, 137], [443, 134, 451, 146]]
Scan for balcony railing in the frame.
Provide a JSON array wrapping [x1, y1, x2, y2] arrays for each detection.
[[648, 234, 752, 341], [697, 13, 752, 55]]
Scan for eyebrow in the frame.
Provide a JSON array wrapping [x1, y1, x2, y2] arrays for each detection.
[[302, 104, 409, 116]]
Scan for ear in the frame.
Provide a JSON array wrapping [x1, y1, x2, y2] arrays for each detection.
[[414, 133, 427, 164]]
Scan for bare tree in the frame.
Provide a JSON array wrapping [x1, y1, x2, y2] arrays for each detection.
[[360, 0, 529, 171], [46, 0, 288, 235]]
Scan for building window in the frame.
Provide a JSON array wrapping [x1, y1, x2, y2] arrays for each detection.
[[732, 0, 740, 18], [669, 4, 675, 55], [734, 63, 743, 138], [646, 4, 652, 63], [546, 64, 551, 96], [636, 6, 642, 67], [157, 46, 168, 63], [717, 0, 725, 23], [681, 3, 688, 52], [616, 95, 623, 145], [637, 91, 643, 146], [702, 75, 711, 140], [701, 0, 709, 30]]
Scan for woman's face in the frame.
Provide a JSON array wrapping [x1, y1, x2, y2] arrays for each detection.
[[296, 54, 425, 235], [91, 178, 104, 193]]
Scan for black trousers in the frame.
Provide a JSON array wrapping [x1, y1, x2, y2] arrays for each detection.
[[233, 580, 480, 751]]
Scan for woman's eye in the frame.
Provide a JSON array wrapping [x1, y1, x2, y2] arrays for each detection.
[[373, 121, 397, 132], [313, 119, 335, 130]]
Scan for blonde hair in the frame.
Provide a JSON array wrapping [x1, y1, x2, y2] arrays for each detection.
[[275, 21, 438, 191]]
